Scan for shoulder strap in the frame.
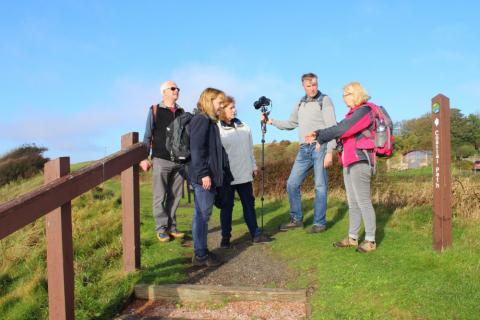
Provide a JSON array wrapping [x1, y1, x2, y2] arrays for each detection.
[[149, 104, 159, 145], [297, 93, 327, 111], [150, 104, 159, 128], [317, 93, 326, 110]]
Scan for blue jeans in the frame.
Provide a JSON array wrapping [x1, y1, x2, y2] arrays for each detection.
[[286, 143, 328, 226], [192, 183, 216, 257], [220, 182, 261, 239]]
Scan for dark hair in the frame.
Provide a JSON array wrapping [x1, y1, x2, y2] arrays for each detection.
[[301, 73, 318, 83]]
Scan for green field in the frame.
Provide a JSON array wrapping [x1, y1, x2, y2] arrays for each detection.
[[1, 168, 479, 319]]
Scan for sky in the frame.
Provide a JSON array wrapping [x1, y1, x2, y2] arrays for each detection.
[[1, 1, 479, 163]]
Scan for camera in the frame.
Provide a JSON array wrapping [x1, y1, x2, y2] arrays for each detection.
[[253, 96, 271, 110]]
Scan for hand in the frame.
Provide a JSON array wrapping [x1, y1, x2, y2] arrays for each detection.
[[260, 113, 272, 125], [139, 160, 151, 172], [253, 169, 259, 178], [201, 176, 212, 190], [324, 152, 333, 168], [305, 131, 318, 144]]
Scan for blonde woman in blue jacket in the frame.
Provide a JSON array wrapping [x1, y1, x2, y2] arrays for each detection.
[[217, 96, 272, 248]]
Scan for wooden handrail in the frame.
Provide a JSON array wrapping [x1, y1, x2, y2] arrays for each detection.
[[0, 132, 147, 320], [0, 141, 147, 240]]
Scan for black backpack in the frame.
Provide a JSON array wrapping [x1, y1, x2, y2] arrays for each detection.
[[165, 112, 194, 163]]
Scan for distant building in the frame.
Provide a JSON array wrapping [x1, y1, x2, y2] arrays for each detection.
[[403, 150, 432, 169], [386, 150, 432, 171]]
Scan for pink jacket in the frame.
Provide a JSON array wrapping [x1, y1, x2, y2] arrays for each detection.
[[315, 104, 375, 168]]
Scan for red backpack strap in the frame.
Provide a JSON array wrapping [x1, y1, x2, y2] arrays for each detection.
[[149, 104, 159, 145]]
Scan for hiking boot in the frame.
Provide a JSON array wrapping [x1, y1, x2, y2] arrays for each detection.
[[169, 230, 185, 239], [279, 218, 303, 231], [356, 240, 376, 253], [192, 251, 222, 267], [220, 237, 231, 249], [253, 233, 273, 244], [309, 224, 327, 233], [157, 232, 170, 242], [333, 237, 358, 248]]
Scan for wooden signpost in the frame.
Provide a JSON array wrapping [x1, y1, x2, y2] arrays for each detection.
[[431, 94, 452, 251]]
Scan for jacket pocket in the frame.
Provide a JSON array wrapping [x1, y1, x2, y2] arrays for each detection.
[[356, 137, 375, 150]]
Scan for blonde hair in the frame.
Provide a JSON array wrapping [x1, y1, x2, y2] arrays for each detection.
[[197, 88, 225, 120], [219, 96, 235, 122], [343, 81, 370, 106]]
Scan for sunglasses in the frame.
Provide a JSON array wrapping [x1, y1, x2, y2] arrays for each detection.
[[169, 87, 180, 92]]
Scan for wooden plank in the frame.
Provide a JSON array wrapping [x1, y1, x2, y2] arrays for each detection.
[[0, 141, 148, 240], [431, 94, 452, 251], [45, 158, 75, 320], [121, 133, 141, 271], [134, 284, 307, 303]]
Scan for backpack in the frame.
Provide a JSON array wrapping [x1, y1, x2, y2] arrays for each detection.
[[364, 102, 394, 157], [297, 93, 327, 111], [165, 111, 194, 163]]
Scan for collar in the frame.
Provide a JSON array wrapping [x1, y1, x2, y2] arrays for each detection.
[[301, 91, 323, 103], [159, 101, 180, 109], [220, 118, 244, 129], [347, 103, 369, 115]]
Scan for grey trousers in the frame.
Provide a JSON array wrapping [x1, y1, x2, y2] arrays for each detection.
[[152, 157, 184, 233], [343, 162, 376, 242]]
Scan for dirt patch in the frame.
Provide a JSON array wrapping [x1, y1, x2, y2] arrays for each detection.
[[185, 229, 296, 287], [120, 299, 306, 320]]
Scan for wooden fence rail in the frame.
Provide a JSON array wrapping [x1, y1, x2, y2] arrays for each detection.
[[0, 132, 147, 320]]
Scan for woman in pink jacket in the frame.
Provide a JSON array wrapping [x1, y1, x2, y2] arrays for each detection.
[[306, 81, 377, 253]]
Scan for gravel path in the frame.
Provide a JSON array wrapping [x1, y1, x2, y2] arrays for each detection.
[[119, 225, 308, 319], [185, 228, 296, 287]]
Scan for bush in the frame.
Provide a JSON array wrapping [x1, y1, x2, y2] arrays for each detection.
[[0, 145, 49, 187], [253, 151, 344, 198]]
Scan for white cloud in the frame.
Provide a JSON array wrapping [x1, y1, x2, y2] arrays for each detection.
[[0, 65, 298, 162]]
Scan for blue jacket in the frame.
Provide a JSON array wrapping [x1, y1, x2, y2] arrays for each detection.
[[189, 113, 226, 187]]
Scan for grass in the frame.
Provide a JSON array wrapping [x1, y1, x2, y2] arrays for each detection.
[[0, 171, 196, 320], [1, 167, 479, 319], [268, 200, 480, 319]]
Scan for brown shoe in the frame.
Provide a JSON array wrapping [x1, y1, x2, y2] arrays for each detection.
[[356, 240, 376, 253], [279, 219, 303, 231], [333, 237, 358, 248]]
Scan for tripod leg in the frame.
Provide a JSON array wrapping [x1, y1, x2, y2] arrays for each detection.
[[260, 124, 266, 230]]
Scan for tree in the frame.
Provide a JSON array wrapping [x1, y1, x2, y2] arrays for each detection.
[[395, 109, 480, 158], [457, 144, 476, 158], [0, 144, 49, 186]]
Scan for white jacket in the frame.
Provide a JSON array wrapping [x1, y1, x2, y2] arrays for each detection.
[[217, 119, 257, 185]]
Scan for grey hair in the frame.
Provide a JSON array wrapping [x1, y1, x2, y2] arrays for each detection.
[[160, 81, 174, 95]]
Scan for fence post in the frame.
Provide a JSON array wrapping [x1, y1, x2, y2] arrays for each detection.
[[121, 132, 141, 271], [45, 157, 74, 320]]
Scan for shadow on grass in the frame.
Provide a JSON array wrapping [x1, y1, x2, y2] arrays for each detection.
[[374, 203, 397, 246]]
